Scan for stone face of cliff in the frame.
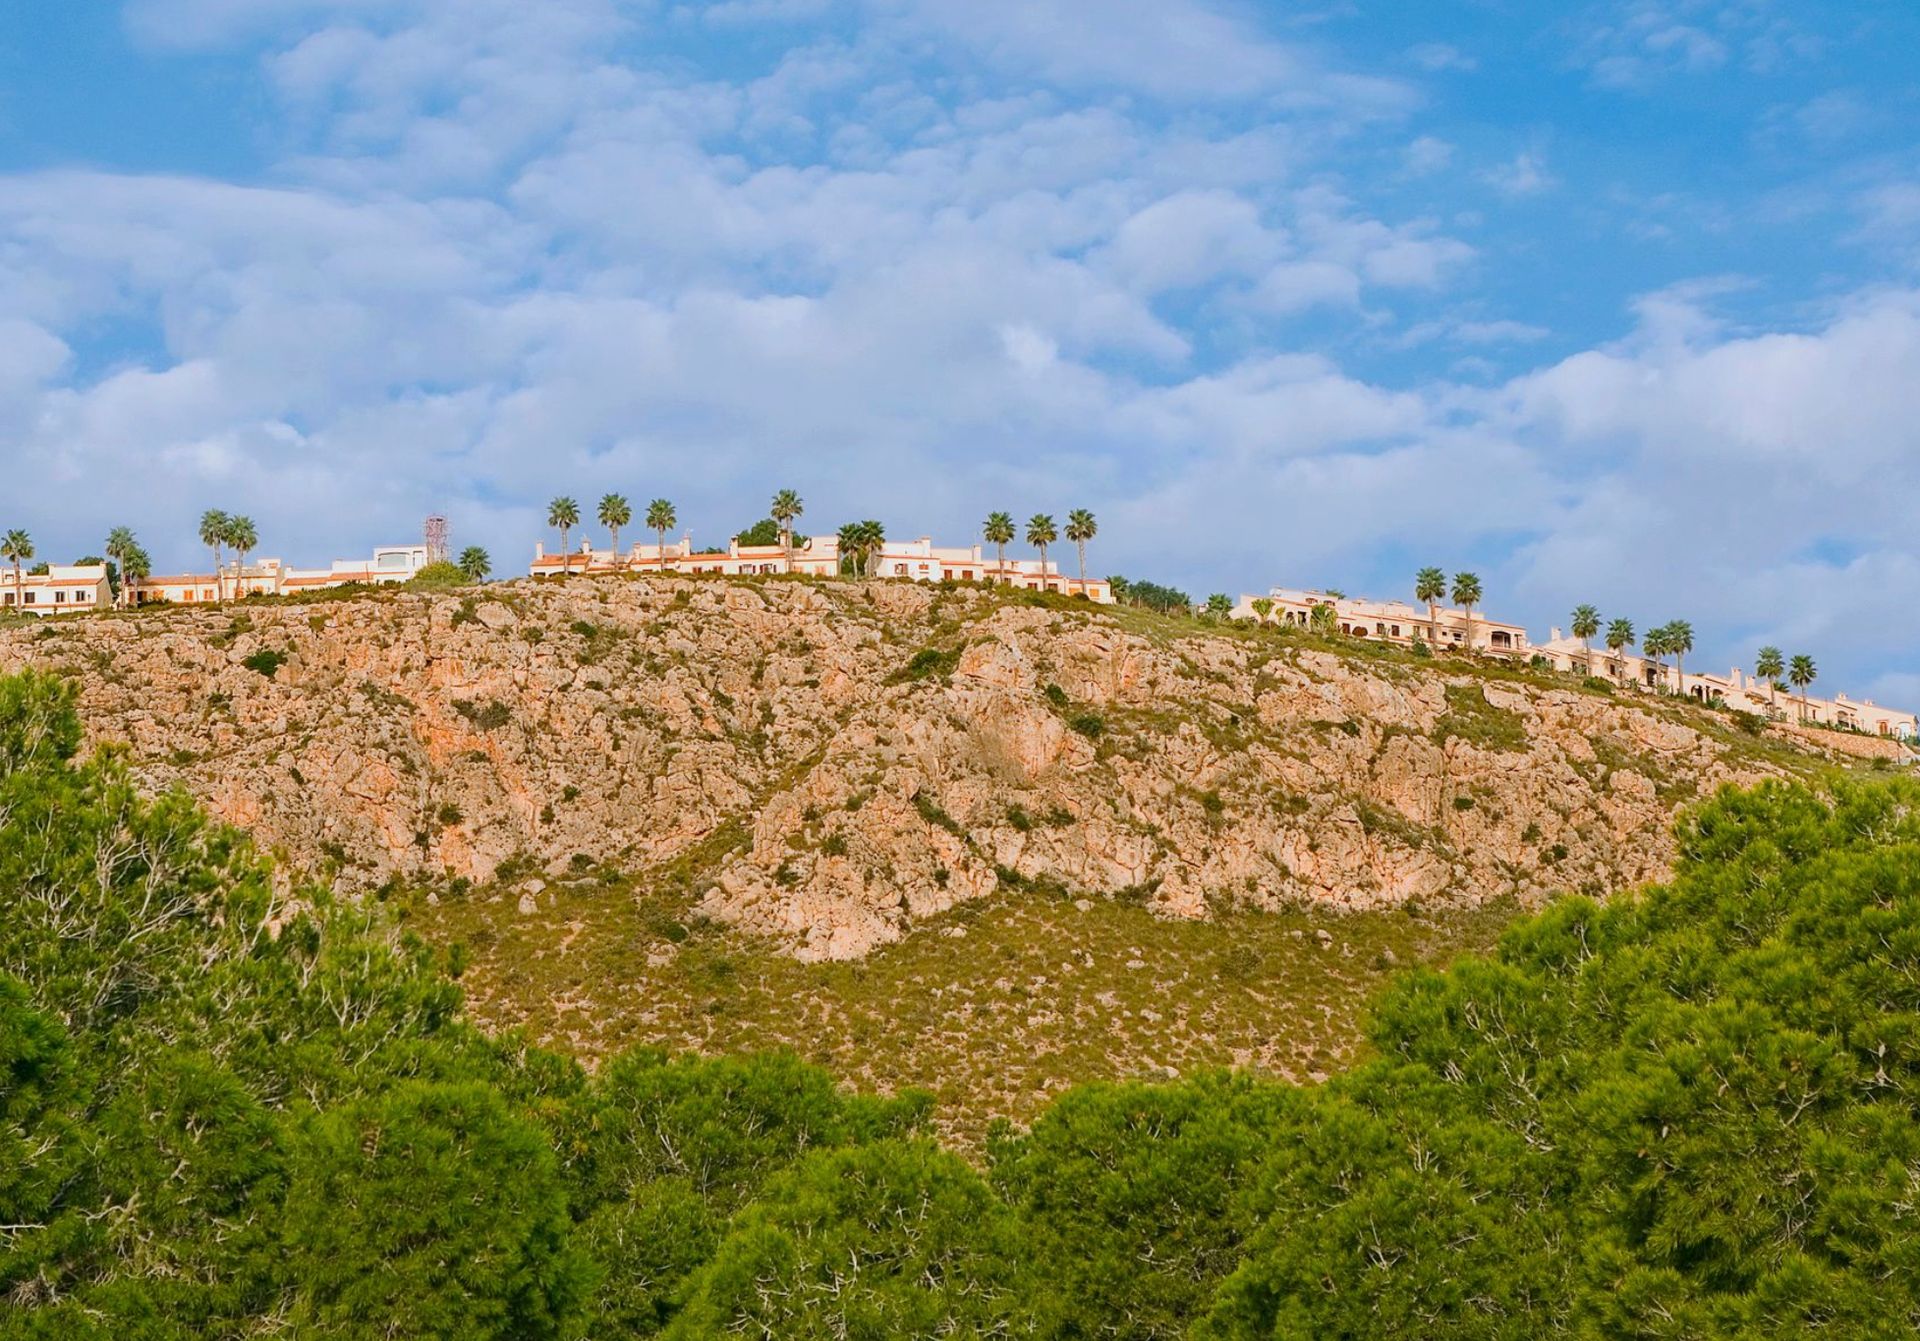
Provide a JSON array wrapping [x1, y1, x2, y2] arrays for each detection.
[[0, 577, 1820, 959]]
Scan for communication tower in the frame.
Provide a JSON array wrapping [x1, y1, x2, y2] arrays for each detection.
[[424, 514, 450, 565]]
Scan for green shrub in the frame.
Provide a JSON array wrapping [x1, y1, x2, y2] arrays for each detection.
[[1068, 712, 1105, 739], [453, 699, 513, 731], [242, 648, 287, 678], [405, 561, 470, 590], [894, 646, 961, 682], [1431, 684, 1528, 753]]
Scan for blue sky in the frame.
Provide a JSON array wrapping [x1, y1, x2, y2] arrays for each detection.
[[2, 1, 1918, 703]]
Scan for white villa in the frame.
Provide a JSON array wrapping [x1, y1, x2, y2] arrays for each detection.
[[1535, 630, 1918, 739], [0, 563, 113, 617], [1233, 587, 1530, 657], [138, 545, 432, 605], [531, 534, 1114, 602]]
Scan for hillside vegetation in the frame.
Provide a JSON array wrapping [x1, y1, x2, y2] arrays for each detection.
[[6, 671, 1920, 1338]]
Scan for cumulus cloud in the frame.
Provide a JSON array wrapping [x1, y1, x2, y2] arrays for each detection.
[[0, 0, 1912, 704]]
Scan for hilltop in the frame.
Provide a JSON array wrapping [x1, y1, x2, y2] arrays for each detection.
[[0, 575, 1893, 1134], [0, 574, 1850, 945]]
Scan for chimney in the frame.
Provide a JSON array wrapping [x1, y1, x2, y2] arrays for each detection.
[[1550, 626, 1563, 642]]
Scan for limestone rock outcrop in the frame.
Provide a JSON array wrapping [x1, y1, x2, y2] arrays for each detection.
[[0, 577, 1825, 960]]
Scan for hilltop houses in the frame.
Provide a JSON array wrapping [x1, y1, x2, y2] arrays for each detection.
[[531, 534, 1114, 602], [138, 545, 432, 605], [1232, 587, 1530, 657], [0, 563, 112, 616], [1534, 630, 1918, 739]]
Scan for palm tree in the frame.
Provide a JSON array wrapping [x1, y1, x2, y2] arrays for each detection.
[[836, 520, 885, 577], [1026, 514, 1058, 589], [1203, 593, 1232, 621], [1570, 604, 1601, 674], [122, 544, 151, 607], [227, 515, 258, 598], [836, 522, 862, 577], [1309, 602, 1338, 636], [1064, 509, 1097, 587], [105, 526, 138, 608], [598, 494, 632, 567], [1450, 572, 1483, 653], [645, 499, 678, 572], [1643, 625, 1671, 689], [457, 547, 492, 583], [547, 497, 580, 575], [1789, 654, 1817, 722], [1414, 567, 1446, 647], [1250, 597, 1273, 624], [2, 530, 32, 613], [983, 512, 1015, 583], [1605, 618, 1635, 678], [771, 489, 804, 569], [1665, 619, 1694, 698], [858, 519, 886, 576], [1755, 646, 1784, 714], [199, 509, 231, 603]]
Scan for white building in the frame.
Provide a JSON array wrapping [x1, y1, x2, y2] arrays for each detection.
[[137, 545, 432, 605], [0, 563, 112, 617], [1233, 586, 1531, 657], [531, 533, 1114, 602], [1534, 632, 1917, 740]]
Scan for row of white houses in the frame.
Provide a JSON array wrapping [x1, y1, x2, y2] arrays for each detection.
[[6, 542, 1910, 741], [0, 546, 433, 613], [1233, 586, 1917, 741], [530, 534, 1114, 602]]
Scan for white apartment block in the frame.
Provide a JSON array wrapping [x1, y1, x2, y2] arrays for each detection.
[[0, 563, 112, 617], [1534, 632, 1918, 739], [1233, 587, 1530, 656], [531, 534, 1114, 602], [137, 546, 432, 605]]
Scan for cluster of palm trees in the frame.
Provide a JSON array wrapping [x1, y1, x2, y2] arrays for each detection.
[[3, 526, 158, 611], [1565, 609, 1695, 688], [1755, 645, 1822, 721], [1413, 568, 1485, 650], [1566, 608, 1823, 717], [539, 492, 1098, 586], [980, 509, 1097, 582], [546, 495, 682, 573], [197, 510, 262, 603]]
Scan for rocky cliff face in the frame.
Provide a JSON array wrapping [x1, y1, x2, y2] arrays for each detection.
[[0, 577, 1822, 959]]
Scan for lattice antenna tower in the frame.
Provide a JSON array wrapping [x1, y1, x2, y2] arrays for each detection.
[[424, 514, 450, 565]]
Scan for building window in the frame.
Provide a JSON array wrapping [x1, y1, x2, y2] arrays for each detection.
[[894, 564, 908, 576]]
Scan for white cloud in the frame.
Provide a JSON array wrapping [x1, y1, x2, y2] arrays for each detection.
[[867, 0, 1407, 107], [0, 0, 1903, 708], [1408, 43, 1477, 73], [1404, 135, 1455, 176], [1484, 151, 1556, 197]]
